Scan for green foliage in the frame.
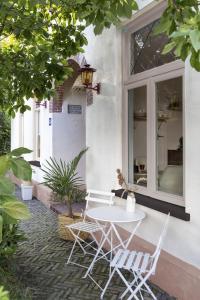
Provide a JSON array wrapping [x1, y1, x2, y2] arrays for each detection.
[[0, 0, 138, 115], [0, 286, 9, 300], [0, 113, 10, 155], [0, 262, 31, 300], [0, 224, 25, 263], [42, 148, 88, 217], [155, 0, 200, 71], [0, 147, 31, 250]]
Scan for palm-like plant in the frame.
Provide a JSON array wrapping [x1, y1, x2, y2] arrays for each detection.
[[42, 148, 88, 218]]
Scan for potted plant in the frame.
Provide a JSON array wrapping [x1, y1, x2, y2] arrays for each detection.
[[116, 169, 137, 212], [42, 148, 88, 240]]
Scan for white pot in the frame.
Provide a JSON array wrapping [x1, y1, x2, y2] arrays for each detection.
[[21, 184, 33, 201], [126, 193, 135, 212]]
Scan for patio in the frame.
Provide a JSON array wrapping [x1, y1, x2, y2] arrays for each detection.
[[13, 187, 176, 300]]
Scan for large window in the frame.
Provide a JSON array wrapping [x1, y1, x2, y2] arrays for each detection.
[[124, 6, 184, 206]]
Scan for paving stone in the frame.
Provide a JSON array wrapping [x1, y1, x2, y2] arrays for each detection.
[[14, 187, 176, 300]]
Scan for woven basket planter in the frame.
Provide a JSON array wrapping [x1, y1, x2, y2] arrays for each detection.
[[58, 214, 89, 241]]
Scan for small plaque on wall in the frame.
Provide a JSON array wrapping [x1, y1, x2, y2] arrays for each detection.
[[68, 104, 82, 114]]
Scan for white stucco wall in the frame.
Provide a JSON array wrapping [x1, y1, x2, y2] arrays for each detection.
[[84, 25, 123, 191], [52, 91, 86, 181], [84, 0, 200, 269]]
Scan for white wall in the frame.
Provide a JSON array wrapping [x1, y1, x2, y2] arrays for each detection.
[[84, 26, 123, 191], [52, 90, 86, 181], [40, 103, 53, 166], [84, 0, 200, 269]]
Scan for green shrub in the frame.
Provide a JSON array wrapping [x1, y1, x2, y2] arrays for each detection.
[[0, 286, 9, 300], [0, 113, 10, 156]]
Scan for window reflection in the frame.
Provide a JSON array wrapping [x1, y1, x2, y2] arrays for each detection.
[[131, 20, 176, 75], [156, 77, 183, 196], [128, 86, 147, 186]]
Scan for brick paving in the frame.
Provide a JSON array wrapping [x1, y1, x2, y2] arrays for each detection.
[[14, 189, 176, 300]]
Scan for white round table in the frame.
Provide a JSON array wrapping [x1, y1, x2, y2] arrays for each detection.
[[84, 205, 146, 279], [86, 206, 145, 223]]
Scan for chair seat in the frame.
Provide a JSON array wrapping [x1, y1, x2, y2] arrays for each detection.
[[111, 249, 151, 273], [66, 221, 104, 233]]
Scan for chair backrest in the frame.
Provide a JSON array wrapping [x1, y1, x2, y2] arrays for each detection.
[[85, 189, 115, 209], [151, 212, 170, 273]]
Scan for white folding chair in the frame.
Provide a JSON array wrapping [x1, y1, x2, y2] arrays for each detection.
[[101, 213, 170, 300], [66, 189, 115, 269]]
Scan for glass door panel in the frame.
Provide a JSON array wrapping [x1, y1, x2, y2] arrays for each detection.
[[156, 77, 183, 196], [128, 86, 147, 186]]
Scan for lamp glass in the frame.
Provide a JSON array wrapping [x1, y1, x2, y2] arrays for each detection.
[[81, 70, 93, 86]]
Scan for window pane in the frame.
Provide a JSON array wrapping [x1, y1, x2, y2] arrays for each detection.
[[128, 86, 147, 186], [131, 20, 176, 75], [156, 77, 183, 196]]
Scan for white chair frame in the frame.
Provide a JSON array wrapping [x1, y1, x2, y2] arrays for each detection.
[[66, 189, 115, 271], [100, 213, 170, 300]]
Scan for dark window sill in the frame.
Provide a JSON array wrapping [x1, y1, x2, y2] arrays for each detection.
[[29, 160, 41, 168], [112, 189, 190, 221]]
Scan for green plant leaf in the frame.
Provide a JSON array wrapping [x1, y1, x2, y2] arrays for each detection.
[[0, 176, 15, 195], [0, 155, 9, 176], [153, 18, 172, 35], [0, 200, 30, 220], [162, 41, 176, 54], [190, 29, 200, 52], [10, 147, 32, 157], [10, 158, 32, 181], [0, 215, 3, 242], [0, 286, 9, 300], [42, 148, 88, 217]]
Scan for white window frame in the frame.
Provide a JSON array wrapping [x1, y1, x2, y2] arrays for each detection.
[[34, 106, 41, 161], [122, 1, 185, 206], [19, 113, 24, 147]]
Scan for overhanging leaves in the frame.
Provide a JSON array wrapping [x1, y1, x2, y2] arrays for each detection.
[[155, 0, 200, 71], [0, 176, 15, 195], [0, 0, 138, 115], [10, 147, 32, 157], [0, 199, 30, 220], [10, 158, 32, 181]]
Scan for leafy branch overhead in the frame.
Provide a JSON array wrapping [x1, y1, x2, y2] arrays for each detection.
[[0, 0, 138, 115], [155, 0, 200, 71]]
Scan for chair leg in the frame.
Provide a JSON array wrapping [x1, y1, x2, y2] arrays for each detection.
[[67, 238, 77, 264], [138, 274, 157, 300], [100, 267, 116, 299], [127, 272, 153, 300], [120, 273, 138, 299], [115, 269, 140, 300]]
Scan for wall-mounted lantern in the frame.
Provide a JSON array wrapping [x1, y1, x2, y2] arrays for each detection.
[[79, 64, 100, 94]]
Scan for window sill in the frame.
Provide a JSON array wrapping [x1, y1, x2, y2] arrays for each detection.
[[112, 189, 190, 221], [29, 160, 41, 168]]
